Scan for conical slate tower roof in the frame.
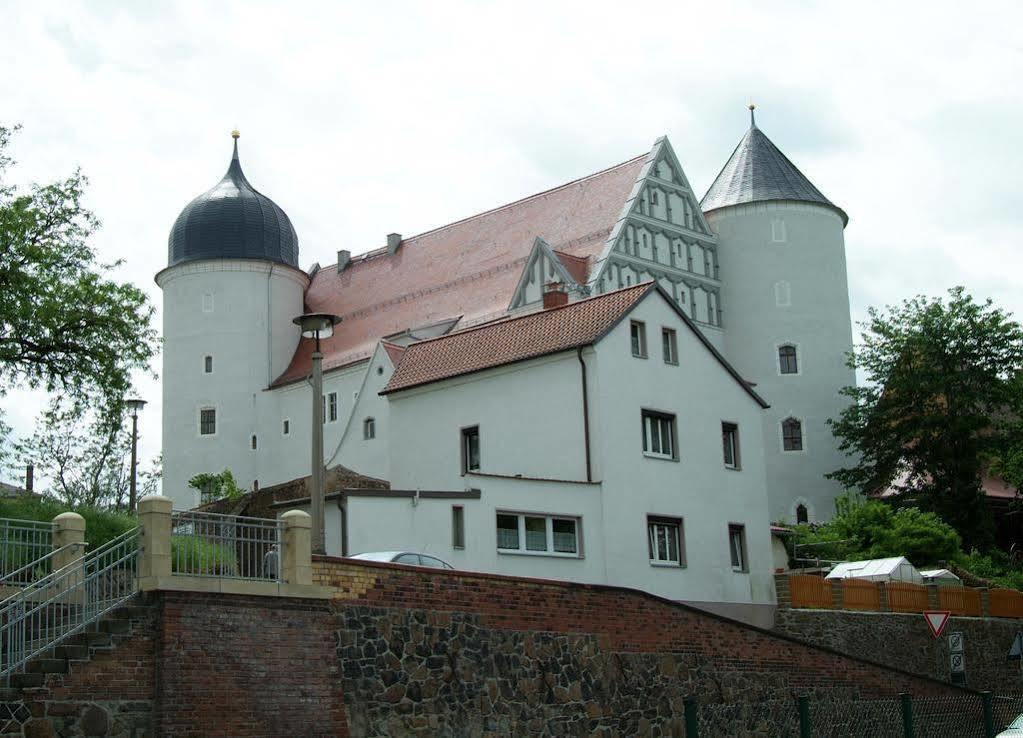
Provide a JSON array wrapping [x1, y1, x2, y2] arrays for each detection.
[[168, 133, 299, 268], [701, 110, 847, 225]]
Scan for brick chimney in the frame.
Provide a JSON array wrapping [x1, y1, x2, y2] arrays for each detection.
[[387, 233, 402, 255], [337, 249, 351, 273], [543, 282, 568, 309]]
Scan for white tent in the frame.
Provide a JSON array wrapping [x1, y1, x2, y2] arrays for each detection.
[[825, 556, 923, 584], [920, 569, 961, 586]]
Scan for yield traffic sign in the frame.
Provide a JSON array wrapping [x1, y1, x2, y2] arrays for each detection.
[[924, 611, 951, 638]]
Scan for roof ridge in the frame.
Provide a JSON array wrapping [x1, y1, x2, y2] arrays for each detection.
[[400, 281, 655, 351], [318, 153, 647, 271]]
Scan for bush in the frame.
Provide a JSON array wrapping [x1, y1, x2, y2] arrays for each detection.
[[170, 535, 237, 576], [956, 550, 1023, 591], [0, 495, 137, 549]]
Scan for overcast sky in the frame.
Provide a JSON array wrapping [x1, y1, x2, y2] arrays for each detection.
[[1, 1, 1021, 489]]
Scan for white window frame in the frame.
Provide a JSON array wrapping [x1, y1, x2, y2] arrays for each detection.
[[661, 327, 678, 365], [461, 425, 480, 473], [647, 516, 685, 568], [777, 343, 801, 376], [722, 422, 740, 470], [495, 511, 582, 558], [327, 392, 338, 422], [198, 406, 217, 438], [630, 320, 648, 358], [363, 417, 376, 440], [452, 506, 465, 550], [728, 524, 748, 573], [642, 410, 677, 461]]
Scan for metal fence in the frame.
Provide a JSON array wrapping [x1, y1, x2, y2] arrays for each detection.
[[0, 527, 139, 678], [685, 692, 1023, 737], [0, 518, 52, 584], [171, 510, 282, 582]]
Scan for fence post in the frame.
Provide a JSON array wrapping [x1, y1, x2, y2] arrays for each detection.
[[982, 692, 995, 738], [798, 695, 811, 738], [52, 512, 86, 600], [281, 510, 312, 586], [138, 495, 173, 582], [900, 693, 915, 738]]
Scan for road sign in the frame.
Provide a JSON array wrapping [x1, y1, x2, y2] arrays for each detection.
[[950, 651, 966, 674], [1008, 631, 1022, 661], [949, 632, 964, 654], [924, 611, 951, 638]]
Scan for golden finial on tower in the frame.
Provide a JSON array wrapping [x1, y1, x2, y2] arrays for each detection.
[[748, 102, 756, 127], [231, 129, 240, 140]]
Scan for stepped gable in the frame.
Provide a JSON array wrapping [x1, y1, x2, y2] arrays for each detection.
[[272, 155, 645, 385]]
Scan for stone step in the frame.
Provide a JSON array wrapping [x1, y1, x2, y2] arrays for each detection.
[[10, 673, 43, 689], [26, 658, 67, 675], [68, 631, 111, 649], [98, 619, 130, 636], [115, 605, 150, 620], [52, 644, 89, 661], [0, 688, 22, 701]]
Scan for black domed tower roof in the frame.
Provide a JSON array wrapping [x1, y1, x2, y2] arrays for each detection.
[[168, 133, 299, 268]]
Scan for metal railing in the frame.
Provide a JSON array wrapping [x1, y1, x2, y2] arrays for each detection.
[[171, 510, 282, 582], [0, 518, 52, 584], [0, 545, 78, 593], [0, 527, 139, 678]]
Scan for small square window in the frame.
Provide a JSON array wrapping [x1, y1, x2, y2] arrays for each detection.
[[722, 423, 740, 469], [729, 524, 748, 572], [199, 408, 216, 436], [461, 426, 480, 473], [642, 410, 677, 460], [452, 506, 465, 550], [630, 321, 647, 358], [661, 328, 678, 365], [203, 355, 213, 374], [648, 516, 684, 566]]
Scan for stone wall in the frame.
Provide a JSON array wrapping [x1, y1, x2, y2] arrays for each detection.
[[316, 556, 971, 737], [773, 606, 1023, 694]]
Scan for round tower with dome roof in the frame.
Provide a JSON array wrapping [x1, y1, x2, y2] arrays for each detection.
[[156, 132, 309, 508], [702, 107, 856, 525]]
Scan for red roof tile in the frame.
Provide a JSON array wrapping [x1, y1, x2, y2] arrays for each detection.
[[272, 155, 645, 386], [554, 250, 590, 286], [381, 283, 654, 394], [381, 341, 406, 368]]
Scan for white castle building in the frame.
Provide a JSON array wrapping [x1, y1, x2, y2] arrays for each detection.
[[157, 112, 855, 621]]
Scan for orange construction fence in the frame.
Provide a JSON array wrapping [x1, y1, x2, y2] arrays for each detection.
[[789, 574, 834, 609]]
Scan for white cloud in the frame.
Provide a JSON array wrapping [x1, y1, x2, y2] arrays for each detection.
[[1, 0, 1021, 488]]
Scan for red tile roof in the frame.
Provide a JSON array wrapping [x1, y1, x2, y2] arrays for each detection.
[[272, 154, 645, 386], [381, 283, 654, 394], [554, 250, 590, 286], [381, 341, 406, 368]]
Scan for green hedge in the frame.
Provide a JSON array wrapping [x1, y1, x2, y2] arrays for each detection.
[[0, 495, 137, 550]]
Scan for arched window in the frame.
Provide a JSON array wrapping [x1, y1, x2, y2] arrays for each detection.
[[782, 418, 803, 451], [363, 417, 376, 440], [796, 504, 808, 524], [778, 345, 798, 374]]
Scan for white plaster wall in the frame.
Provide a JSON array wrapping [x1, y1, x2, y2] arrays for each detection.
[[590, 292, 775, 606], [157, 259, 306, 509], [710, 201, 856, 525], [331, 343, 395, 481], [387, 353, 589, 490]]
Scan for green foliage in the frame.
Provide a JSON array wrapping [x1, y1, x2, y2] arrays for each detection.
[[188, 469, 243, 504], [0, 124, 157, 420], [0, 494, 136, 549], [171, 535, 237, 575], [792, 496, 961, 567], [828, 287, 1023, 550], [956, 550, 1023, 591]]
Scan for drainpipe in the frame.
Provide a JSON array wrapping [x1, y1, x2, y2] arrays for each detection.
[[337, 493, 348, 557], [577, 348, 592, 483]]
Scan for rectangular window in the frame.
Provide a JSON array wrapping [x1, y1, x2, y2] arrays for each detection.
[[771, 218, 787, 243], [452, 506, 465, 550], [661, 328, 678, 365], [630, 321, 647, 358], [282, 419, 290, 436], [779, 345, 799, 374], [461, 426, 480, 473], [199, 408, 216, 436], [642, 410, 677, 460], [722, 422, 739, 469], [648, 516, 684, 566], [729, 524, 748, 572], [204, 355, 213, 374], [363, 417, 375, 440], [495, 512, 580, 557], [328, 392, 338, 422]]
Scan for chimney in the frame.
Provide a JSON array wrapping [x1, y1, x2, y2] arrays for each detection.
[[25, 463, 33, 494], [337, 249, 351, 273], [386, 233, 402, 255], [543, 282, 568, 310]]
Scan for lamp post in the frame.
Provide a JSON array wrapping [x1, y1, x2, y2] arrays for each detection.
[[125, 398, 147, 512], [293, 312, 340, 555]]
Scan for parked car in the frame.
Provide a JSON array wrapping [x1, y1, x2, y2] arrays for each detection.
[[998, 714, 1023, 737], [349, 551, 454, 569]]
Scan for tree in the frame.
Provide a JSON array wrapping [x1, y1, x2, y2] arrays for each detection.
[[188, 469, 243, 505], [828, 287, 1023, 549], [14, 400, 157, 509], [0, 125, 156, 422], [793, 495, 962, 567]]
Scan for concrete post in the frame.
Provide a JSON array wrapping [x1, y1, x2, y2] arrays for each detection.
[[310, 350, 326, 555], [138, 495, 173, 580], [52, 512, 86, 597], [282, 510, 312, 586]]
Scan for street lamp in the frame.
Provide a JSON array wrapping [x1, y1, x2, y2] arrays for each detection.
[[293, 312, 341, 555], [125, 398, 147, 512]]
